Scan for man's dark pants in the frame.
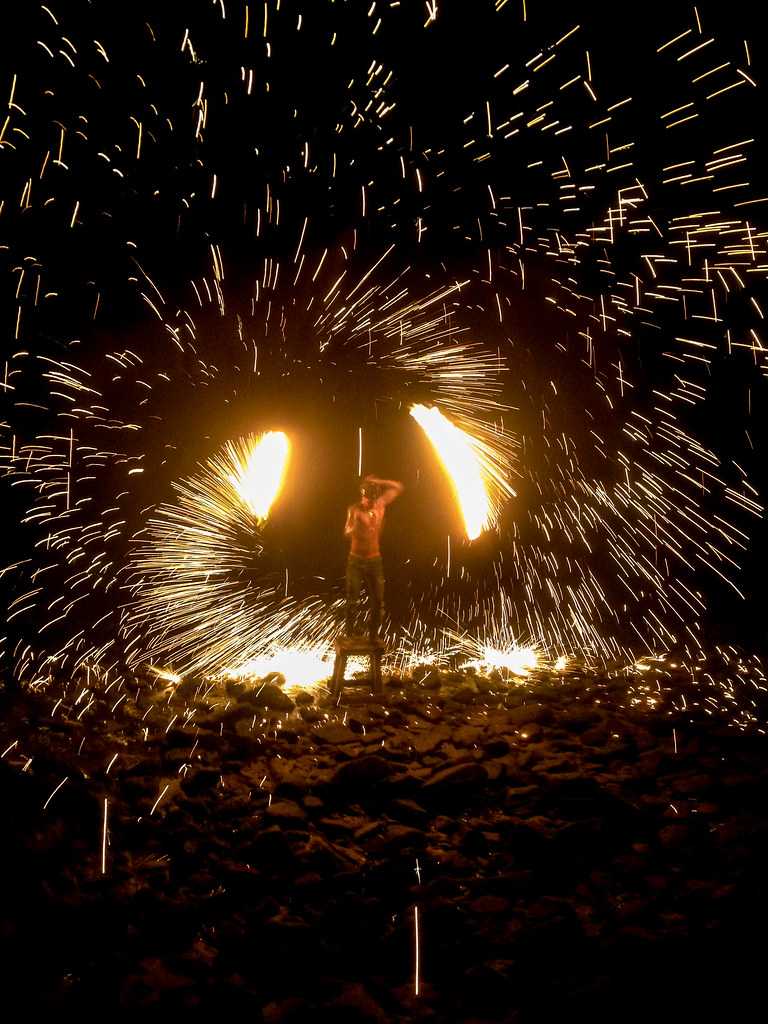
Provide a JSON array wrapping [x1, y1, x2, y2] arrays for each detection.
[[345, 555, 384, 639]]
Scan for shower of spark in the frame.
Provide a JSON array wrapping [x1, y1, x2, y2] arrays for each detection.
[[229, 431, 290, 521], [0, 0, 766, 702], [124, 433, 337, 677]]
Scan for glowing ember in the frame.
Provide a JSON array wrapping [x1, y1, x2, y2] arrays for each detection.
[[229, 431, 291, 521], [221, 646, 333, 692], [410, 404, 492, 540], [463, 643, 540, 678], [148, 666, 182, 685], [633, 656, 667, 674]]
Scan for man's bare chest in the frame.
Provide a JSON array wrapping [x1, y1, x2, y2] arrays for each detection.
[[355, 508, 381, 532]]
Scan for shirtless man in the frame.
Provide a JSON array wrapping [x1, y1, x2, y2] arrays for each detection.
[[344, 474, 404, 641]]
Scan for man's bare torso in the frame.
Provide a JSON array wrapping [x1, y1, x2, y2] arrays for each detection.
[[347, 502, 384, 558]]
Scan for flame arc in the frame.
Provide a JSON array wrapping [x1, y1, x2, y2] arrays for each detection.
[[410, 403, 493, 540], [229, 431, 291, 521]]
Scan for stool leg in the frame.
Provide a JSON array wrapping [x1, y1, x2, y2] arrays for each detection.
[[337, 653, 350, 705], [373, 653, 383, 696], [331, 653, 343, 704]]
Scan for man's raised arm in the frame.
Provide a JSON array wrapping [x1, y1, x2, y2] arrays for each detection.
[[365, 475, 404, 506]]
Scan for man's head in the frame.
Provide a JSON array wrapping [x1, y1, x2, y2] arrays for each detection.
[[359, 480, 379, 508]]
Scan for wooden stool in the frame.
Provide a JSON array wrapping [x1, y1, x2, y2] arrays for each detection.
[[330, 637, 384, 704]]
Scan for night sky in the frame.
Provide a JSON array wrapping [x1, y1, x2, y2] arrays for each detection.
[[2, 0, 768, 682]]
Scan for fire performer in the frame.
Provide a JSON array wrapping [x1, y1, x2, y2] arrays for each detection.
[[344, 474, 403, 641]]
